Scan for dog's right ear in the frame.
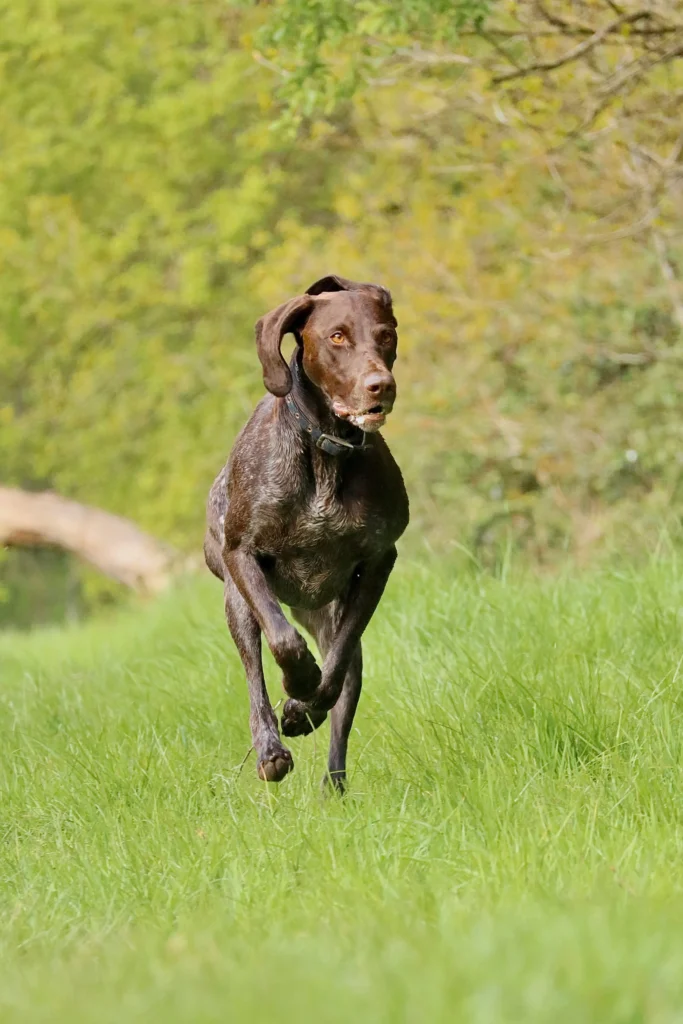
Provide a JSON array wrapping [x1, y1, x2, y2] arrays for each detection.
[[255, 295, 314, 397]]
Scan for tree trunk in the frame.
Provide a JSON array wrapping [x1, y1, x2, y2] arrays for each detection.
[[0, 487, 181, 595]]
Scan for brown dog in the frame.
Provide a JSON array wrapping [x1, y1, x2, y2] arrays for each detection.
[[204, 275, 409, 790]]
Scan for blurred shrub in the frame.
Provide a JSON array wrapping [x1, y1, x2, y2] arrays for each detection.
[[0, 0, 347, 547], [0, 0, 681, 592]]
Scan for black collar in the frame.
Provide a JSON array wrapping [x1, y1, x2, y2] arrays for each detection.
[[285, 364, 368, 457]]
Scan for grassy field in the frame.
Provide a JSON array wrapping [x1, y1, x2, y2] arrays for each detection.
[[1, 553, 683, 1022]]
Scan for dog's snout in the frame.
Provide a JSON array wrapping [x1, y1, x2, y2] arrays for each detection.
[[364, 371, 395, 401]]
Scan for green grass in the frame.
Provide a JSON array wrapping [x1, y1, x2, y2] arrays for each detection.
[[1, 554, 683, 1022]]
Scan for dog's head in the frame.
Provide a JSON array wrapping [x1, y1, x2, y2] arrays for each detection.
[[255, 275, 398, 432]]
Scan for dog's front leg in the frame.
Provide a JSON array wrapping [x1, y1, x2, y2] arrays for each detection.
[[281, 546, 397, 739], [224, 545, 321, 700], [223, 573, 293, 782]]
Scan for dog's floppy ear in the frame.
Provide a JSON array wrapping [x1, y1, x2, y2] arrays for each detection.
[[306, 274, 395, 321], [255, 295, 314, 397]]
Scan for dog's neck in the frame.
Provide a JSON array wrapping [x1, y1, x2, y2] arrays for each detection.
[[288, 352, 365, 444]]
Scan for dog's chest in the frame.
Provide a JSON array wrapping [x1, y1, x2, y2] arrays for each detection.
[[290, 468, 368, 549], [267, 494, 376, 608], [254, 449, 404, 608], [263, 460, 386, 572]]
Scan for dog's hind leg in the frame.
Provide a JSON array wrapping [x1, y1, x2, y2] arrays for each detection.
[[203, 532, 225, 581], [326, 643, 362, 793], [224, 572, 293, 783]]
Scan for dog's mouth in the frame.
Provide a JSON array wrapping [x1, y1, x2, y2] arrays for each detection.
[[332, 402, 389, 433]]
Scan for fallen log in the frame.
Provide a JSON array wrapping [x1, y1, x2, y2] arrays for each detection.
[[0, 487, 181, 595]]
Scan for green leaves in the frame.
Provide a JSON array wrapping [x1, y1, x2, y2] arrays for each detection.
[[0, 0, 313, 544], [253, 0, 492, 128], [0, 0, 681, 591]]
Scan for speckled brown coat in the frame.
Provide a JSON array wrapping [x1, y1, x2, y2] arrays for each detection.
[[205, 275, 408, 790]]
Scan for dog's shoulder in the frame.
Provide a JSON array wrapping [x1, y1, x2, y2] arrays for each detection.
[[226, 395, 307, 513]]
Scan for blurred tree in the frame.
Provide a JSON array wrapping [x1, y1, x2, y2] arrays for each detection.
[[0, 0, 350, 548], [0, 0, 681, 628], [250, 0, 491, 124], [250, 0, 683, 560], [256, 1, 683, 324]]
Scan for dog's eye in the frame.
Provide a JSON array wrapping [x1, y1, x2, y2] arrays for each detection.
[[329, 331, 345, 345]]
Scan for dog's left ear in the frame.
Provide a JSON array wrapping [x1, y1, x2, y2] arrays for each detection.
[[306, 274, 395, 321], [255, 294, 314, 397]]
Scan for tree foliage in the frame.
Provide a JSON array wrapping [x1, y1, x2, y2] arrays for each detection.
[[1, 0, 682, 610], [252, 0, 491, 124], [0, 2, 363, 549]]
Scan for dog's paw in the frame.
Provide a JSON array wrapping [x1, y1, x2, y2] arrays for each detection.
[[256, 743, 294, 783], [322, 770, 347, 796], [280, 699, 327, 738]]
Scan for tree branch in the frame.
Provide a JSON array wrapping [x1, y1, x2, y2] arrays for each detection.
[[0, 488, 188, 594], [492, 10, 655, 83]]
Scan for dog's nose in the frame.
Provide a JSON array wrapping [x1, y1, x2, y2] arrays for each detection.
[[364, 371, 396, 402]]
